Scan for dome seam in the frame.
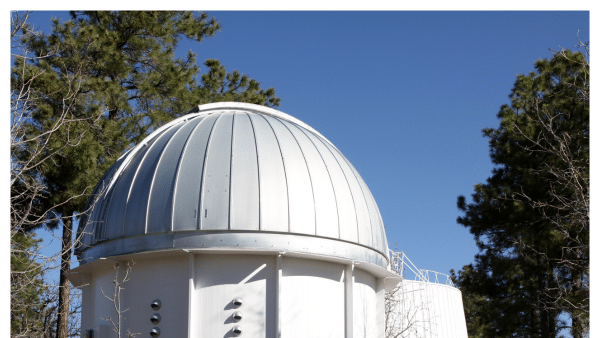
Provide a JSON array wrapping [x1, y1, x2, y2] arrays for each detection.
[[293, 124, 342, 240], [170, 115, 209, 232], [198, 113, 225, 230], [227, 113, 236, 230], [257, 113, 291, 233], [338, 152, 375, 250], [146, 120, 187, 234], [272, 116, 318, 236], [111, 132, 160, 239], [124, 126, 177, 237], [246, 112, 262, 230]]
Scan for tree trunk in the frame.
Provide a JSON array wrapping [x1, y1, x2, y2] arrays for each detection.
[[570, 269, 584, 338], [572, 316, 582, 338], [538, 263, 550, 338], [56, 218, 72, 338]]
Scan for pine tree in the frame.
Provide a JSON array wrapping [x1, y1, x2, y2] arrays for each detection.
[[12, 11, 280, 338], [10, 232, 52, 337], [455, 42, 589, 338]]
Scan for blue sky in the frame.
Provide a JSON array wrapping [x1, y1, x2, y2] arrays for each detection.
[[26, 11, 589, 280]]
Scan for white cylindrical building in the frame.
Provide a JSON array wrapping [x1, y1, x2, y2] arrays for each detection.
[[71, 102, 469, 338], [71, 102, 401, 338], [386, 277, 469, 338], [386, 252, 468, 338]]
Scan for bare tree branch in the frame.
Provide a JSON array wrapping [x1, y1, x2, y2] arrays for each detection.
[[100, 262, 140, 338]]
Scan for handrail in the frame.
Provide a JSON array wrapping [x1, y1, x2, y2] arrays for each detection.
[[388, 250, 455, 287]]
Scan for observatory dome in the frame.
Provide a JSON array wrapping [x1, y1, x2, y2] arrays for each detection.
[[77, 102, 389, 268]]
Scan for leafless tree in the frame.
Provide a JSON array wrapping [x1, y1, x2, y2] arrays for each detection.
[[100, 262, 140, 338], [507, 37, 589, 337], [10, 10, 103, 338], [11, 10, 99, 235], [10, 278, 82, 338], [385, 250, 436, 338], [386, 282, 430, 338]]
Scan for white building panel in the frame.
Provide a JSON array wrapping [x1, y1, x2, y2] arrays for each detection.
[[81, 256, 189, 338], [353, 268, 378, 338], [123, 256, 189, 337], [281, 257, 345, 338], [92, 265, 125, 337], [389, 280, 468, 338], [193, 254, 276, 338]]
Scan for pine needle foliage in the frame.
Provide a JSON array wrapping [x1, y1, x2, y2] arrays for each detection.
[[454, 42, 589, 338], [11, 11, 280, 338]]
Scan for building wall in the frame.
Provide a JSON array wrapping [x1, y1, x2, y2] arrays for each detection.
[[281, 257, 346, 338], [80, 263, 112, 336], [121, 256, 189, 337], [80, 256, 189, 338], [192, 253, 277, 338], [353, 268, 378, 338], [80, 253, 385, 338], [388, 280, 468, 338]]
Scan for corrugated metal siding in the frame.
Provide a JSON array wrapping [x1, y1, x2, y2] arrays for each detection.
[[78, 104, 388, 259]]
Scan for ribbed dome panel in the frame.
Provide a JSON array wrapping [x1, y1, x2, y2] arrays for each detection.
[[229, 113, 260, 231], [78, 103, 388, 260]]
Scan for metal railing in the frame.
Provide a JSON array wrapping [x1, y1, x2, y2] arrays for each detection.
[[389, 250, 455, 287]]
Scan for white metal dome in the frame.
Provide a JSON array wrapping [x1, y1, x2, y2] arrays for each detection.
[[77, 102, 389, 268]]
